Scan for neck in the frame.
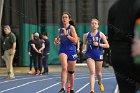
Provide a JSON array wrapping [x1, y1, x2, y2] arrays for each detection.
[[63, 24, 70, 29], [91, 29, 98, 33]]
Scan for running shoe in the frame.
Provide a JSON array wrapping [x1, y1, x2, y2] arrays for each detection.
[[58, 88, 65, 93], [98, 83, 104, 92], [36, 72, 40, 75], [90, 90, 94, 93], [70, 90, 75, 93], [67, 87, 70, 92], [67, 81, 71, 92], [28, 71, 32, 74], [32, 72, 37, 75]]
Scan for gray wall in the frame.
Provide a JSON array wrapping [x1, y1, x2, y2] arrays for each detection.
[[98, 0, 117, 25]]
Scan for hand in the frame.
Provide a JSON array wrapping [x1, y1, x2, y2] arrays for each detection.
[[93, 42, 99, 46], [38, 50, 42, 53], [62, 28, 67, 35], [82, 49, 86, 54], [132, 39, 140, 57], [9, 49, 16, 55], [77, 49, 80, 54], [54, 38, 60, 45]]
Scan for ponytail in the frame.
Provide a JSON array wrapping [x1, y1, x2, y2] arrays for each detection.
[[69, 20, 75, 26]]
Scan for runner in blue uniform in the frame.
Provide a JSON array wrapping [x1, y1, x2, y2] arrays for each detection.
[[54, 12, 78, 93], [82, 18, 109, 93]]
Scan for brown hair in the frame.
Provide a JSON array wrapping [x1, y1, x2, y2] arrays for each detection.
[[63, 12, 76, 26], [91, 18, 100, 24], [63, 12, 72, 20]]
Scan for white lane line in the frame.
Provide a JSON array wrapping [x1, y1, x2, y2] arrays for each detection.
[[0, 75, 31, 79], [0, 75, 47, 84], [35, 76, 89, 93], [0, 73, 115, 84], [36, 82, 61, 93], [76, 82, 90, 93], [76, 77, 115, 93], [114, 84, 119, 93], [0, 77, 60, 93]]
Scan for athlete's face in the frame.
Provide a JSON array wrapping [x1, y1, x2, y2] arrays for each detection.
[[62, 14, 70, 25], [91, 20, 99, 30]]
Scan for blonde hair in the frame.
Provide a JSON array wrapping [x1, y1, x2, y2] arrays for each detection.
[[31, 34, 34, 40]]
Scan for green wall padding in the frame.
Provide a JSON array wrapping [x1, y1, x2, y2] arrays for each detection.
[[19, 24, 41, 66], [99, 25, 107, 35], [44, 26, 60, 65]]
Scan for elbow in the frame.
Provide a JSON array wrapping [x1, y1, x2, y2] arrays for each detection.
[[74, 40, 78, 45], [106, 44, 110, 48], [73, 39, 78, 44]]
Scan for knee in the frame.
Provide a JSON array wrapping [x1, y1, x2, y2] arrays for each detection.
[[90, 71, 95, 75], [62, 67, 67, 72], [96, 73, 102, 77], [68, 70, 75, 75]]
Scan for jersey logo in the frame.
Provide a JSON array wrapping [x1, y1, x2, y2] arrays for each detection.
[[92, 37, 98, 42], [100, 55, 103, 59], [72, 54, 78, 59]]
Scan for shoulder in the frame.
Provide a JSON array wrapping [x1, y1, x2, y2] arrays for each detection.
[[31, 39, 35, 44], [42, 39, 45, 43], [9, 32, 16, 41], [39, 39, 44, 43], [99, 31, 105, 38], [10, 32, 16, 37], [46, 39, 50, 44], [99, 31, 103, 35], [46, 39, 50, 42], [70, 25, 75, 31]]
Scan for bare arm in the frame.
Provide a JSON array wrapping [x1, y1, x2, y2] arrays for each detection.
[[77, 39, 80, 50], [54, 29, 60, 45], [77, 38, 80, 53], [99, 32, 109, 48], [12, 42, 16, 50], [82, 33, 88, 53], [9, 42, 16, 55]]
